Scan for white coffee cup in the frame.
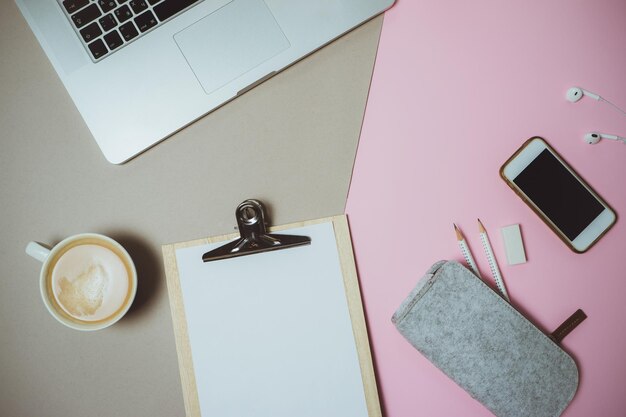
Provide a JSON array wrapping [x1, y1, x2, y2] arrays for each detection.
[[26, 233, 137, 331]]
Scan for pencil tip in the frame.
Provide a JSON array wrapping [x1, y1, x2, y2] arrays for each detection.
[[477, 219, 486, 233], [453, 223, 463, 240]]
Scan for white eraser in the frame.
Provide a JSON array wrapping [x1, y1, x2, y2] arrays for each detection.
[[500, 224, 527, 265]]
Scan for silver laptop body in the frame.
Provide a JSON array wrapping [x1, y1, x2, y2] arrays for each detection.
[[16, 0, 394, 164]]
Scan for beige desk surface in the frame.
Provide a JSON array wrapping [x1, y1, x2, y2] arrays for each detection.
[[0, 1, 383, 415]]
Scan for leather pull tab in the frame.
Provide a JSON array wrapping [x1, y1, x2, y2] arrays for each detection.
[[550, 309, 587, 344]]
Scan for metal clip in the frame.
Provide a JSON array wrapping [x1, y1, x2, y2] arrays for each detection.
[[202, 199, 311, 262]]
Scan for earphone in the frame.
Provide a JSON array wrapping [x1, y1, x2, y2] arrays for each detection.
[[566, 86, 626, 116], [584, 132, 626, 145], [566, 87, 600, 102], [567, 86, 626, 146]]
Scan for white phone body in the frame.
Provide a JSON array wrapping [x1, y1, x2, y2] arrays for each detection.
[[501, 137, 616, 253]]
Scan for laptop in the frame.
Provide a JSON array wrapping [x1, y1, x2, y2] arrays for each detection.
[[16, 0, 394, 164]]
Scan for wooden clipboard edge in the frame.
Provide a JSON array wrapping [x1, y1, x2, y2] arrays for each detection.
[[162, 215, 381, 417], [332, 215, 383, 417], [162, 244, 201, 417]]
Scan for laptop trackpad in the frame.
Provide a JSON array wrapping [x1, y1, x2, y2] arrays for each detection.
[[174, 0, 290, 95]]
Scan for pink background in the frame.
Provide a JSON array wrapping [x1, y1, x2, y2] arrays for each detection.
[[346, 1, 626, 416]]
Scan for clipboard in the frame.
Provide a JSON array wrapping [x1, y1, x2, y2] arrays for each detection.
[[162, 200, 381, 417]]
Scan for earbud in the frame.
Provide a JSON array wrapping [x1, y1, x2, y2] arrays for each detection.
[[566, 85, 626, 117], [566, 87, 601, 102], [584, 132, 626, 145]]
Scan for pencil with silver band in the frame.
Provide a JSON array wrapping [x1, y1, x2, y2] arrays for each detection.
[[453, 224, 481, 278], [478, 219, 510, 302]]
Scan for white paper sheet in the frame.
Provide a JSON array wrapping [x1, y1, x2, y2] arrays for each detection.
[[175, 222, 368, 417]]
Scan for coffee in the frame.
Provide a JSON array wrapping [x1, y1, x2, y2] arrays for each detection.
[[46, 239, 133, 323]]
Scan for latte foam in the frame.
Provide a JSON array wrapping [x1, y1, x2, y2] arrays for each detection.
[[51, 244, 130, 322]]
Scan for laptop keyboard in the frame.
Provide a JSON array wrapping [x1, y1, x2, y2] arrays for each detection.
[[59, 0, 204, 61]]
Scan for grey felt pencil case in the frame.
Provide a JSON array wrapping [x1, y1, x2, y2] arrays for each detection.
[[392, 260, 579, 417]]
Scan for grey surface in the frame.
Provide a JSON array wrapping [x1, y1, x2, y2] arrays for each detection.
[[392, 261, 579, 417], [0, 0, 384, 414]]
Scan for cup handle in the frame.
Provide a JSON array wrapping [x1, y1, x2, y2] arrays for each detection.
[[26, 242, 51, 263]]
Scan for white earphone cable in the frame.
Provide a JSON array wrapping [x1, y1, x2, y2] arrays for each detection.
[[600, 97, 626, 117]]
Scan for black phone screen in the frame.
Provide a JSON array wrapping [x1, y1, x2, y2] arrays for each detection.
[[513, 149, 604, 240]]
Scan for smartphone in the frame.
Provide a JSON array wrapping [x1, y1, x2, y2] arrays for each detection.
[[500, 137, 616, 253]]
